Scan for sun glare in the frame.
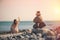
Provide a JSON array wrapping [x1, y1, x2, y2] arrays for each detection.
[[54, 8, 60, 14], [53, 8, 60, 20]]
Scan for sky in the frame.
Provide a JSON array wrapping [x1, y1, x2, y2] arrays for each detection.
[[0, 0, 60, 21]]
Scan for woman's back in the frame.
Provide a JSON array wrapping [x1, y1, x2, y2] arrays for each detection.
[[33, 16, 42, 23]]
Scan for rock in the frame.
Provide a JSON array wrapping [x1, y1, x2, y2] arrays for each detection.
[[0, 28, 56, 40]]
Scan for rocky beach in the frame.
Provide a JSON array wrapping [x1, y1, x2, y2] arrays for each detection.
[[0, 28, 56, 40]]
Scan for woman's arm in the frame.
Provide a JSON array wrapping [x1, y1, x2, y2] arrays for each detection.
[[17, 17, 20, 22]]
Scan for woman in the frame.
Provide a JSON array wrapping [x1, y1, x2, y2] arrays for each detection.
[[33, 11, 46, 29], [11, 17, 20, 33], [32, 11, 56, 40]]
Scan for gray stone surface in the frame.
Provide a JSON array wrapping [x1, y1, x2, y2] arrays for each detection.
[[0, 29, 56, 40]]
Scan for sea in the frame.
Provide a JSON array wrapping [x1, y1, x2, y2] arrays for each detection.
[[0, 21, 60, 32]]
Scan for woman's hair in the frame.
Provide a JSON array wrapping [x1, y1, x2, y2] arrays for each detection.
[[37, 11, 40, 13], [13, 19, 17, 25], [36, 11, 41, 16]]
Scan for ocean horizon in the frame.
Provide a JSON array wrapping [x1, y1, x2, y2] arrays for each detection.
[[0, 21, 60, 32]]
